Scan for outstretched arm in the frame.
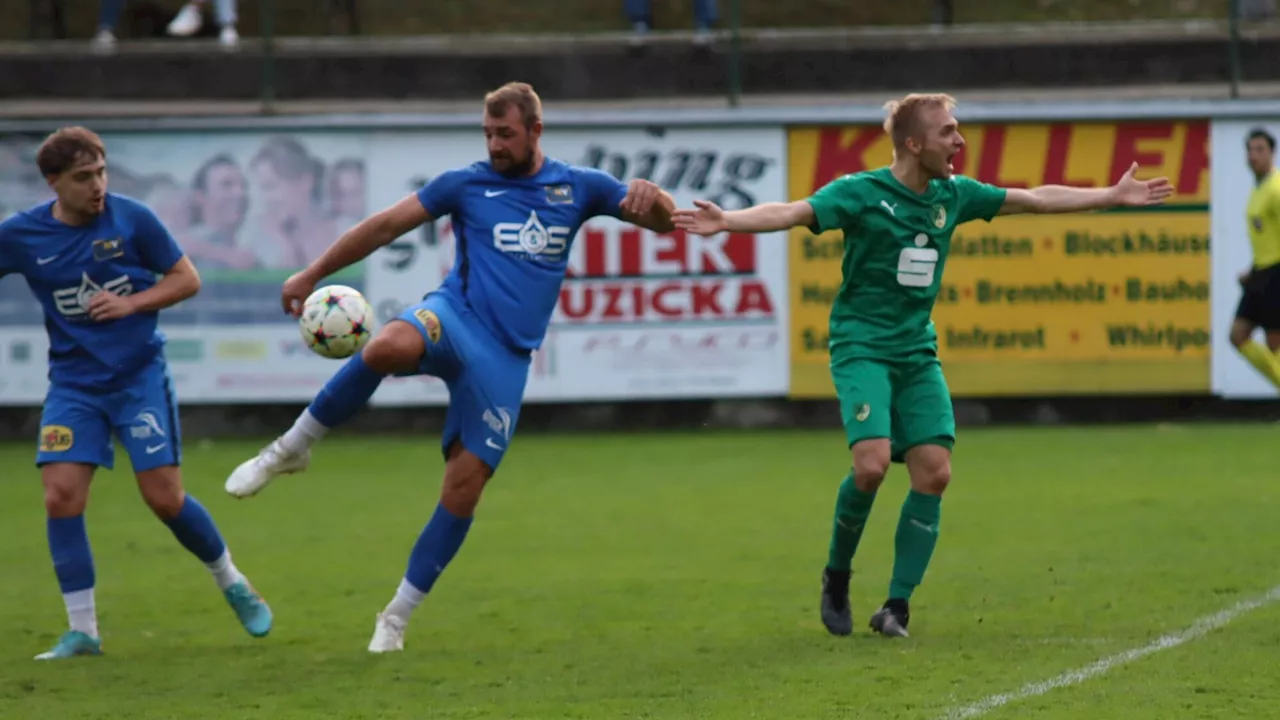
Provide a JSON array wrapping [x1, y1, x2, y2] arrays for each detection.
[[673, 200, 815, 236], [618, 180, 678, 233], [998, 161, 1174, 216], [281, 192, 434, 316], [301, 193, 431, 282]]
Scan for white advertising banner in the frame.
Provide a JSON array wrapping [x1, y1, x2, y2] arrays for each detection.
[[0, 131, 378, 404], [367, 126, 790, 405], [0, 125, 789, 405], [1210, 120, 1280, 398]]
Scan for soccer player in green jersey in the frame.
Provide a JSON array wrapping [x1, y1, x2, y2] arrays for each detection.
[[673, 93, 1173, 638]]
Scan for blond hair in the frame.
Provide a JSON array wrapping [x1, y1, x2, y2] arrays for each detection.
[[882, 93, 957, 149], [484, 82, 543, 130]]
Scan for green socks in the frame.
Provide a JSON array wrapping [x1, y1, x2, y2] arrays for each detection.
[[826, 477, 945, 602], [889, 490, 942, 601], [826, 473, 877, 571]]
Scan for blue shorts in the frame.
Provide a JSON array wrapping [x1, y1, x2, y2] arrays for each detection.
[[394, 291, 531, 473], [36, 357, 182, 473]]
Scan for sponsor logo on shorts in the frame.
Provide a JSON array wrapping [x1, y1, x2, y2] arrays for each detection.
[[129, 410, 167, 440], [40, 425, 74, 452], [856, 404, 871, 422], [414, 309, 442, 344], [482, 407, 513, 452]]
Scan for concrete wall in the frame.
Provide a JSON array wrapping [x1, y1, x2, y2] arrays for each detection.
[[0, 29, 1273, 102]]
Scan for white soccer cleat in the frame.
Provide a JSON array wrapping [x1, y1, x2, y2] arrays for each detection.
[[368, 613, 407, 653], [224, 439, 310, 498], [166, 3, 204, 36]]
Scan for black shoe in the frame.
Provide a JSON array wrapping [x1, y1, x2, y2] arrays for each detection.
[[869, 598, 910, 637], [820, 568, 853, 636]]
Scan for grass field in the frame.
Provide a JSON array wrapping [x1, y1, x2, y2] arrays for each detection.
[[1, 424, 1278, 719]]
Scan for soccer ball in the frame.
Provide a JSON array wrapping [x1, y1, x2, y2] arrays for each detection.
[[298, 285, 374, 359]]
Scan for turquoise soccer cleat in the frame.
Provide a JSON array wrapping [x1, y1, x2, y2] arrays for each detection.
[[34, 630, 102, 660], [223, 580, 273, 638]]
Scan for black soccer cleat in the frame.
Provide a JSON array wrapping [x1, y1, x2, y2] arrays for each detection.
[[820, 568, 853, 636], [869, 598, 910, 638]]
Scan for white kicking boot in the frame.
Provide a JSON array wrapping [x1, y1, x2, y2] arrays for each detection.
[[224, 438, 310, 498], [368, 613, 407, 653]]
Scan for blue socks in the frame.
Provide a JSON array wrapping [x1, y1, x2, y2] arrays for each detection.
[[163, 496, 227, 564], [308, 353, 386, 428], [48, 516, 95, 594], [405, 503, 474, 595]]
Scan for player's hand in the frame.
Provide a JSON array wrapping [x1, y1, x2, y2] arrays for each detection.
[[619, 178, 662, 216], [281, 270, 317, 318], [1110, 162, 1175, 207], [88, 291, 136, 322], [672, 199, 728, 236]]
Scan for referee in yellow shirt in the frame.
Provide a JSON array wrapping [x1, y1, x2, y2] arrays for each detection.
[[1231, 128, 1280, 391]]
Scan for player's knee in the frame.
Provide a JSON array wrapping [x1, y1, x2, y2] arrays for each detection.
[[1230, 321, 1253, 348], [906, 447, 952, 495], [40, 465, 90, 517], [440, 445, 491, 516], [362, 321, 426, 375], [851, 441, 890, 492], [136, 468, 185, 519], [42, 480, 87, 517]]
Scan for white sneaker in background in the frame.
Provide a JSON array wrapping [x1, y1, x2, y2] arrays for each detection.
[[219, 25, 240, 49], [167, 3, 204, 37], [91, 28, 116, 52]]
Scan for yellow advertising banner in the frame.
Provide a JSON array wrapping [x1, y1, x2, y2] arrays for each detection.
[[788, 120, 1211, 397]]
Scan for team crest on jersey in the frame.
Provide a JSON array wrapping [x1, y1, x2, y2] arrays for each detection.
[[1253, 216, 1264, 231], [92, 237, 125, 261], [40, 425, 74, 452], [931, 205, 947, 229], [413, 309, 442, 343], [544, 184, 573, 205]]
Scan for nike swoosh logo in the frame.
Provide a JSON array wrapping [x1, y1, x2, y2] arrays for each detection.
[[485, 438, 504, 451], [146, 443, 166, 454], [36, 256, 58, 265], [484, 190, 507, 197]]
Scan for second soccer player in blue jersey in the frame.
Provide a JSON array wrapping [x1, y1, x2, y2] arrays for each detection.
[[224, 82, 677, 652], [0, 127, 273, 660]]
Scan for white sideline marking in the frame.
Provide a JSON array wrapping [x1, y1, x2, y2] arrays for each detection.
[[936, 584, 1280, 720]]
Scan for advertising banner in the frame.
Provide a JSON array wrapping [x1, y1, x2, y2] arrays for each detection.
[[788, 120, 1212, 398], [1209, 120, 1280, 398], [0, 131, 373, 404], [368, 126, 790, 405], [0, 125, 789, 405]]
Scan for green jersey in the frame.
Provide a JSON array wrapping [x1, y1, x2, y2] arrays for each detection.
[[805, 167, 1007, 360]]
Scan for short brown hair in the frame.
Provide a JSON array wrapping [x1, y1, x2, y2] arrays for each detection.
[[882, 93, 957, 148], [484, 82, 542, 130], [36, 126, 106, 178]]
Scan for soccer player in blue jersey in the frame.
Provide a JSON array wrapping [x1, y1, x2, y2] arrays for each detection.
[[223, 82, 676, 652], [0, 127, 273, 660]]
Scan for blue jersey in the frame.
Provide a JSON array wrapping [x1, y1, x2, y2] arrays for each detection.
[[416, 158, 628, 352], [0, 194, 185, 391]]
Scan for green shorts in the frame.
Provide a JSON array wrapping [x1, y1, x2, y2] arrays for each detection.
[[831, 356, 956, 463]]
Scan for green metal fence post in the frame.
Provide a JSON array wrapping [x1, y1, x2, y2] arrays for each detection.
[[260, 0, 277, 113], [727, 0, 742, 108], [1229, 0, 1242, 100]]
